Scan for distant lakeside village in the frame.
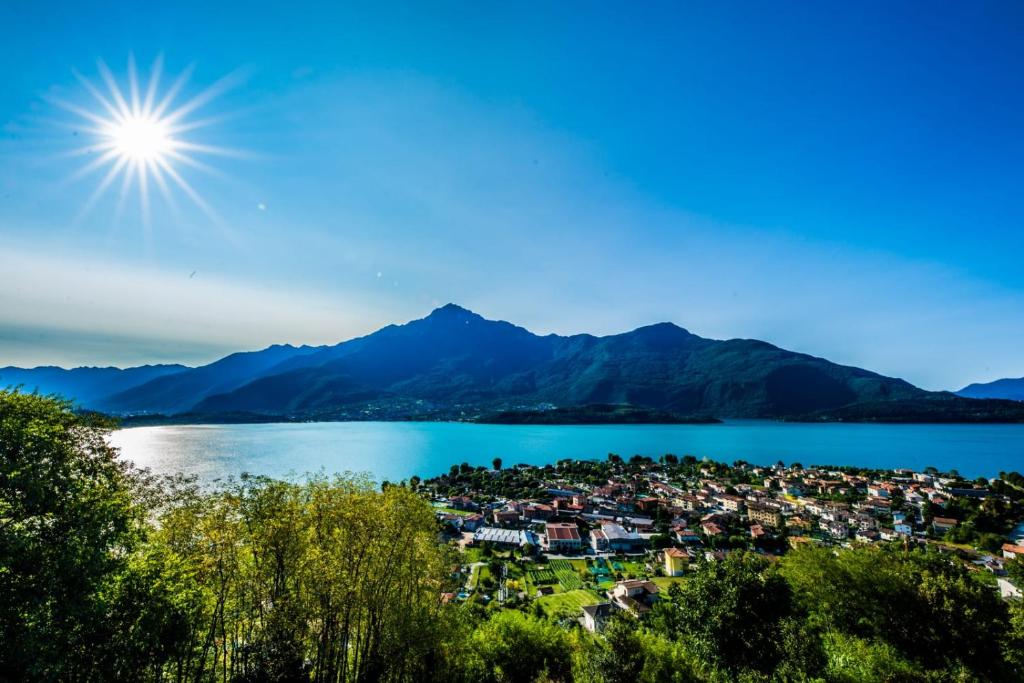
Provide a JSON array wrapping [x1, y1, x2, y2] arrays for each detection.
[[422, 454, 1024, 628]]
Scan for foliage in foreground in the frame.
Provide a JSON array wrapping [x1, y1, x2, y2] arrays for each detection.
[[2, 389, 1024, 682], [1, 390, 461, 682]]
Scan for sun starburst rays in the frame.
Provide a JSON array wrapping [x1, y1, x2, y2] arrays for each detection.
[[55, 55, 243, 227]]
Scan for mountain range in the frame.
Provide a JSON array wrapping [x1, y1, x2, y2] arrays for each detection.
[[0, 364, 187, 407], [3, 304, 1023, 422], [957, 377, 1024, 402]]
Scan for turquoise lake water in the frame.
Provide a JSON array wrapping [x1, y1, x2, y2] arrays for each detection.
[[109, 420, 1024, 483]]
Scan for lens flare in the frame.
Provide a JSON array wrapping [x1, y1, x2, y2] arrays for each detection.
[[53, 55, 244, 226]]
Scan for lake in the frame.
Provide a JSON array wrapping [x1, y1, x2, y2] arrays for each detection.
[[109, 420, 1024, 483]]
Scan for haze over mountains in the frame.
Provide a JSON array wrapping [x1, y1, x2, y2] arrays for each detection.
[[957, 377, 1024, 402], [0, 364, 187, 407], [2, 304, 1022, 422]]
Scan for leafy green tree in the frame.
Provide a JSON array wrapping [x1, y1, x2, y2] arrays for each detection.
[[0, 390, 182, 681], [583, 618, 700, 683], [467, 610, 573, 682], [822, 632, 920, 682], [1005, 598, 1024, 670], [651, 552, 804, 676], [781, 544, 1010, 678], [492, 457, 503, 470], [1007, 557, 1024, 585]]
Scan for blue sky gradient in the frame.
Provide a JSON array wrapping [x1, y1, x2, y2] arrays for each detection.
[[1, 1, 1022, 389]]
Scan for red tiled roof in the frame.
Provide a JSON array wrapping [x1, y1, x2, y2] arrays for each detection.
[[546, 523, 581, 541]]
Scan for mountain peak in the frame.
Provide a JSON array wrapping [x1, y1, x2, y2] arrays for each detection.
[[635, 321, 691, 335], [424, 303, 483, 322], [431, 302, 473, 314]]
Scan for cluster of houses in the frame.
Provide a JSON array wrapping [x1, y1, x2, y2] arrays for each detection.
[[431, 460, 1024, 623], [581, 579, 661, 632]]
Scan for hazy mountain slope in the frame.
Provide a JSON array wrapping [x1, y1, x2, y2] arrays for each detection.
[[193, 304, 927, 418], [192, 366, 388, 415], [97, 344, 324, 414], [957, 377, 1024, 401], [509, 326, 921, 417], [0, 364, 187, 407]]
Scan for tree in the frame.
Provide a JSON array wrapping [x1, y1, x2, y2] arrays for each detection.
[[651, 552, 803, 676], [822, 632, 920, 682], [583, 618, 699, 683], [492, 457, 503, 471], [1007, 557, 1024, 585], [0, 390, 183, 680], [467, 611, 573, 682], [781, 544, 1011, 678], [146, 473, 464, 682], [1005, 598, 1024, 670]]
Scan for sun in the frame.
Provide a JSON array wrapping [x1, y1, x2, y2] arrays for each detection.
[[107, 115, 173, 162], [54, 55, 242, 225]]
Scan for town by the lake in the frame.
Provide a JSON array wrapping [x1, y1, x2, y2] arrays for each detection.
[[425, 454, 1024, 625]]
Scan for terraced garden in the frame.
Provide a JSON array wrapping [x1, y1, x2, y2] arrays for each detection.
[[527, 569, 556, 584], [549, 559, 585, 590], [555, 570, 583, 590], [534, 589, 604, 617]]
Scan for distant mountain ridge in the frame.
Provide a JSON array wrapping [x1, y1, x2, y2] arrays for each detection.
[[184, 304, 927, 419], [957, 377, 1024, 402], [0, 364, 187, 406], [4, 304, 1022, 422], [100, 344, 325, 415]]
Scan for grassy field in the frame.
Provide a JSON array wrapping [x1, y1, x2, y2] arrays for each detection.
[[609, 557, 648, 577], [535, 589, 604, 617], [651, 576, 687, 590], [469, 564, 492, 590], [434, 506, 476, 516]]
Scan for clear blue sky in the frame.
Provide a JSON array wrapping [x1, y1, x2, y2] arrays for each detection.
[[1, 1, 1022, 390]]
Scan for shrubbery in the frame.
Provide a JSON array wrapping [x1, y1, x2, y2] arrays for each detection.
[[2, 390, 1023, 682]]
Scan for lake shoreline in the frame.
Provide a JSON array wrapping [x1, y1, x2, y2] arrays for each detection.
[[110, 420, 1024, 483]]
